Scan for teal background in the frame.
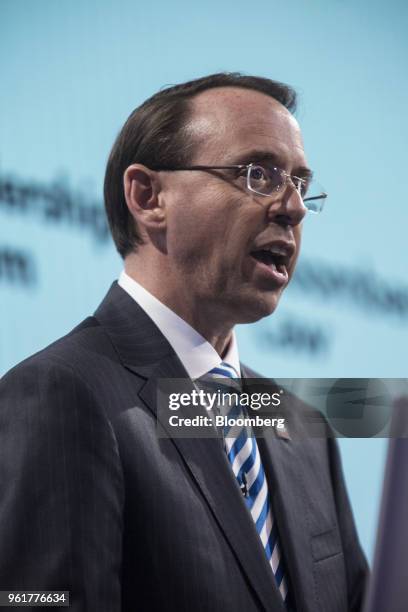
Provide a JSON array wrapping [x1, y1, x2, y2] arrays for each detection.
[[1, 0, 407, 561]]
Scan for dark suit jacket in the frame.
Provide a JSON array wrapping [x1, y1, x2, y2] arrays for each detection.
[[0, 282, 368, 612]]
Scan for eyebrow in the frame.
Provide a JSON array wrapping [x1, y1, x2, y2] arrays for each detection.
[[230, 149, 314, 180]]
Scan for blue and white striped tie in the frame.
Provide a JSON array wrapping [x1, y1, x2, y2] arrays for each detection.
[[208, 361, 289, 603]]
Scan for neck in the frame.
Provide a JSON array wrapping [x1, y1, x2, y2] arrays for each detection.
[[124, 254, 234, 356]]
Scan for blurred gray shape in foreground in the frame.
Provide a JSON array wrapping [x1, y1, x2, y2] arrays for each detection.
[[363, 396, 408, 612]]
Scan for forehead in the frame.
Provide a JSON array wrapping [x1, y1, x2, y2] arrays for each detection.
[[187, 86, 306, 168]]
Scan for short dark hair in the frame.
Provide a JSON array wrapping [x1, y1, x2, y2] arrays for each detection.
[[104, 72, 297, 258]]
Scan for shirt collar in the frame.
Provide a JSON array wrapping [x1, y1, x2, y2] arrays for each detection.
[[118, 271, 241, 380]]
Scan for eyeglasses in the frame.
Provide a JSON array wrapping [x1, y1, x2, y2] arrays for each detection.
[[154, 163, 327, 214]]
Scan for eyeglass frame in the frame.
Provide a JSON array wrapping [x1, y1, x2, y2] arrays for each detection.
[[151, 162, 327, 213]]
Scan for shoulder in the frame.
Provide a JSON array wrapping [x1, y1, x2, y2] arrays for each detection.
[[0, 317, 125, 464], [1, 315, 118, 391], [0, 316, 121, 439], [240, 362, 263, 378]]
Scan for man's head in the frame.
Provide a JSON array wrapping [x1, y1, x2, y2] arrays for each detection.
[[104, 73, 311, 334]]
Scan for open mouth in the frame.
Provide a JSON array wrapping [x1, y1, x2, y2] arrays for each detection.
[[248, 245, 292, 286], [250, 249, 288, 275]]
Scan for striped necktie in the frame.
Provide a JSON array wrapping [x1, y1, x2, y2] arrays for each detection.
[[208, 361, 289, 603]]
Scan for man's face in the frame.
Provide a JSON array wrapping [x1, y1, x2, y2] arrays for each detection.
[[160, 87, 309, 325]]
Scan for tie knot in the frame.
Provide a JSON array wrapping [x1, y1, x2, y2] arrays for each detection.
[[200, 362, 242, 396], [208, 361, 240, 380]]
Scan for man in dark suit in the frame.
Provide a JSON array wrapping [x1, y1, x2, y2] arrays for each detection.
[[0, 73, 368, 611]]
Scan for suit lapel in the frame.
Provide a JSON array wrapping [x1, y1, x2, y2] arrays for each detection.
[[138, 360, 286, 612], [241, 367, 316, 612], [95, 283, 285, 612], [257, 436, 316, 612]]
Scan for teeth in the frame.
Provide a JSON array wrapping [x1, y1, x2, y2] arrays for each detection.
[[253, 245, 288, 257], [253, 247, 288, 265], [266, 247, 286, 256]]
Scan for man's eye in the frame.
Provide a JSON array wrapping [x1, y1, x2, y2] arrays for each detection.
[[251, 166, 268, 181]]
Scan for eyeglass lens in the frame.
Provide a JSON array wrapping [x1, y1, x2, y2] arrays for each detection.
[[248, 165, 285, 194], [248, 164, 325, 213]]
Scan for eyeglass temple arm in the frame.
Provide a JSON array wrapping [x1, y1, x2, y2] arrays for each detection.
[[153, 165, 246, 171], [303, 193, 327, 202]]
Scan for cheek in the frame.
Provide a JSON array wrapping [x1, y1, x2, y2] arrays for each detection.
[[166, 212, 219, 267], [166, 189, 242, 259]]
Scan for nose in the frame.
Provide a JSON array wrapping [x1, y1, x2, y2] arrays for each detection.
[[265, 182, 307, 227]]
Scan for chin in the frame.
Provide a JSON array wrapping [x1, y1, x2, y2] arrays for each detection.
[[233, 291, 282, 324]]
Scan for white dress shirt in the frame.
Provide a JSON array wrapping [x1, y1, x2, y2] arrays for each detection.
[[118, 271, 240, 380]]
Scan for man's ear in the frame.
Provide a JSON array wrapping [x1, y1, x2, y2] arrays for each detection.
[[123, 164, 165, 233]]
